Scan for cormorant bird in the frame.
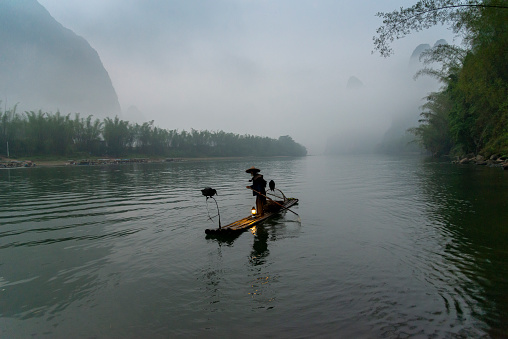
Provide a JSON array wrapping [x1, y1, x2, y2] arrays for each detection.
[[201, 187, 217, 197], [269, 180, 275, 191]]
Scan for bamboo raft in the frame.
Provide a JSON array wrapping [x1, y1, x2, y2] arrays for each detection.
[[204, 197, 299, 235]]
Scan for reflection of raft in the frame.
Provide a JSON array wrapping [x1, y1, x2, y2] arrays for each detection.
[[204, 197, 299, 235]]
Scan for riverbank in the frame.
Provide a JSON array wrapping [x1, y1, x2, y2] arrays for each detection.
[[0, 155, 280, 168], [0, 159, 37, 168], [453, 154, 508, 170], [0, 157, 177, 168]]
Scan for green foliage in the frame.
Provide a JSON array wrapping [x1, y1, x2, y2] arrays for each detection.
[[73, 114, 103, 155], [454, 2, 508, 155], [103, 116, 131, 156], [0, 107, 307, 158], [409, 91, 454, 156], [376, 1, 508, 157], [373, 0, 507, 57]]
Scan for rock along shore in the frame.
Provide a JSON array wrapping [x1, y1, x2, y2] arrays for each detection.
[[453, 154, 508, 170]]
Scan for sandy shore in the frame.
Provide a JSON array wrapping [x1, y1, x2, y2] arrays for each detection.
[[33, 160, 70, 167]]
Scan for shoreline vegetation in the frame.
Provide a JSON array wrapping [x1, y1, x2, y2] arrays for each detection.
[[375, 2, 508, 160], [0, 108, 307, 163]]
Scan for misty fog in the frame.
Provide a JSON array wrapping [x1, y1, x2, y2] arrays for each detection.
[[33, 0, 455, 154]]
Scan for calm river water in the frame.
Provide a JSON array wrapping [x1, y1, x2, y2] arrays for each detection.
[[1, 155, 508, 338]]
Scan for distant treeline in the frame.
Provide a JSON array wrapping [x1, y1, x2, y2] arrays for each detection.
[[0, 108, 307, 158]]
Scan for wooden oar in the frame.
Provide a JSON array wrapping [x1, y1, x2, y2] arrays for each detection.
[[247, 187, 299, 216]]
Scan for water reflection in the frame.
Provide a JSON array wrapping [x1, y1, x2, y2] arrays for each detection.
[[205, 231, 242, 244], [203, 212, 301, 313], [249, 225, 269, 266], [420, 162, 508, 336], [204, 212, 301, 253]]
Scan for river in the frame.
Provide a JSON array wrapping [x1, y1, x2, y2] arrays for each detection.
[[1, 155, 507, 338]]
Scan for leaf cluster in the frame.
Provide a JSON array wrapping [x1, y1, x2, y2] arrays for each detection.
[[374, 0, 489, 57]]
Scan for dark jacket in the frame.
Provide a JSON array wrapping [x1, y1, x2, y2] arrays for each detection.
[[250, 174, 267, 196]]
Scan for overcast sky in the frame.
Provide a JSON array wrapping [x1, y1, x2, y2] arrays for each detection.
[[38, 0, 455, 154]]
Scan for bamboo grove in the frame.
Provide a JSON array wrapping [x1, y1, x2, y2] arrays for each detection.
[[0, 108, 307, 158], [375, 0, 508, 157]]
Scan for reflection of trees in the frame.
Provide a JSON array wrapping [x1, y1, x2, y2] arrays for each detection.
[[421, 162, 508, 336]]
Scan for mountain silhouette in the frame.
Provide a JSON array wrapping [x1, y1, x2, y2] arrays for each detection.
[[409, 43, 431, 67], [346, 76, 364, 90], [0, 0, 121, 116]]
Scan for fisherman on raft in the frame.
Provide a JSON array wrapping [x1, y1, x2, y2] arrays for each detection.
[[246, 166, 267, 216]]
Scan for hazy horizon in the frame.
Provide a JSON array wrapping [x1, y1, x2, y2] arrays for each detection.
[[34, 0, 456, 154]]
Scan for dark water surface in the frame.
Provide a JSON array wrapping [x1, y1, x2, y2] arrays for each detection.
[[1, 155, 508, 338]]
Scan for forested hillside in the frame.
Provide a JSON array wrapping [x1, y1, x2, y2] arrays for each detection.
[[375, 0, 508, 157], [0, 108, 307, 158]]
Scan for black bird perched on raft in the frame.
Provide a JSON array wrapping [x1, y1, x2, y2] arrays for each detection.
[[201, 187, 217, 198], [269, 180, 275, 191]]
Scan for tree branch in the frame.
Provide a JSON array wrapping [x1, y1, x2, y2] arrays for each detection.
[[373, 1, 508, 57]]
